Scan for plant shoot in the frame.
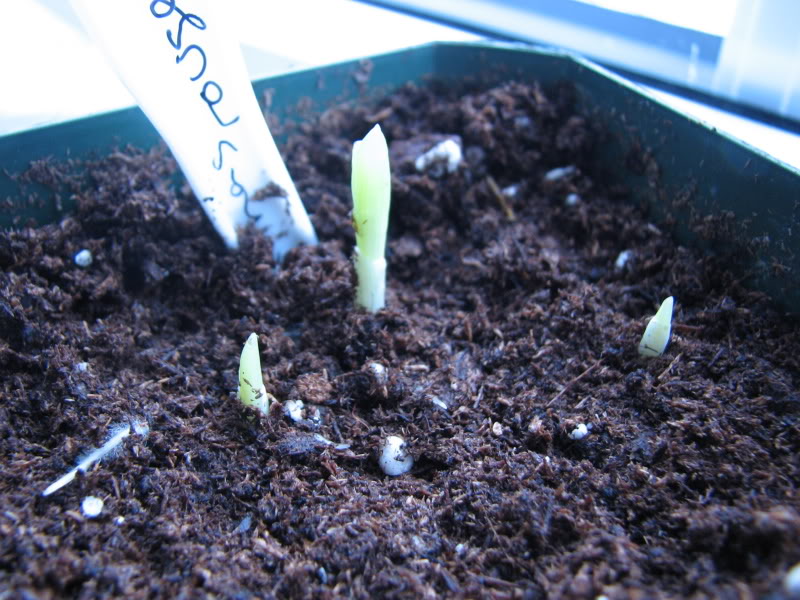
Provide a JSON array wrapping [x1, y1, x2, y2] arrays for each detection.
[[352, 124, 392, 312], [638, 296, 674, 357], [238, 333, 270, 415]]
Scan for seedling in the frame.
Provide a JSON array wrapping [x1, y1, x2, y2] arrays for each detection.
[[352, 124, 392, 312], [638, 296, 674, 357], [43, 420, 149, 497], [238, 333, 270, 415]]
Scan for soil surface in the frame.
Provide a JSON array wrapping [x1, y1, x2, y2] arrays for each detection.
[[1, 80, 799, 599]]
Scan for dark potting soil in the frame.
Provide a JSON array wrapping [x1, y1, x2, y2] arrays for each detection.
[[1, 80, 799, 600]]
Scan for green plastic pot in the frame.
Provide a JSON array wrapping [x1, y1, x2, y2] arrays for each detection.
[[1, 41, 798, 313]]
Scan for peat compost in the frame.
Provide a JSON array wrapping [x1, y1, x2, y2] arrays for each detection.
[[1, 80, 799, 599]]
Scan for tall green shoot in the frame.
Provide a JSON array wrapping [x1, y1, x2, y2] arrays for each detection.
[[352, 124, 391, 312]]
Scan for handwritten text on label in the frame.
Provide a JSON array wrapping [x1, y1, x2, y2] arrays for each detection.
[[149, 0, 254, 217]]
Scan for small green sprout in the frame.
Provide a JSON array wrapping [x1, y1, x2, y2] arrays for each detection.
[[352, 123, 391, 312], [238, 333, 270, 414], [638, 296, 674, 357]]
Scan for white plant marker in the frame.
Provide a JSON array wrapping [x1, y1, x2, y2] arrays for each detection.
[[238, 333, 269, 415], [352, 124, 392, 312], [69, 0, 317, 260], [638, 296, 674, 357]]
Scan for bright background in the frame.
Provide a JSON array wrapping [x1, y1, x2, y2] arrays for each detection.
[[1, 0, 797, 169]]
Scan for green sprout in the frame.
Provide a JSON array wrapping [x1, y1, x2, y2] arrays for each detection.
[[238, 333, 270, 414], [638, 296, 674, 357], [352, 124, 391, 312]]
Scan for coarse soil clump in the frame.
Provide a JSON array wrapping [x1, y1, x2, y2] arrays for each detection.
[[1, 80, 799, 599]]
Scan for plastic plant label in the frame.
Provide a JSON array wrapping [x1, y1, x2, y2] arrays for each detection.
[[70, 0, 317, 260]]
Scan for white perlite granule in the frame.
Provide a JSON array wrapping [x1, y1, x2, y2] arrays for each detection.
[[379, 435, 413, 476], [74, 249, 93, 268], [81, 496, 104, 518]]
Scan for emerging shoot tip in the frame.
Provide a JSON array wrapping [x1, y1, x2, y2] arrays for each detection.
[[638, 296, 674, 357], [352, 124, 391, 312], [238, 333, 270, 415]]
